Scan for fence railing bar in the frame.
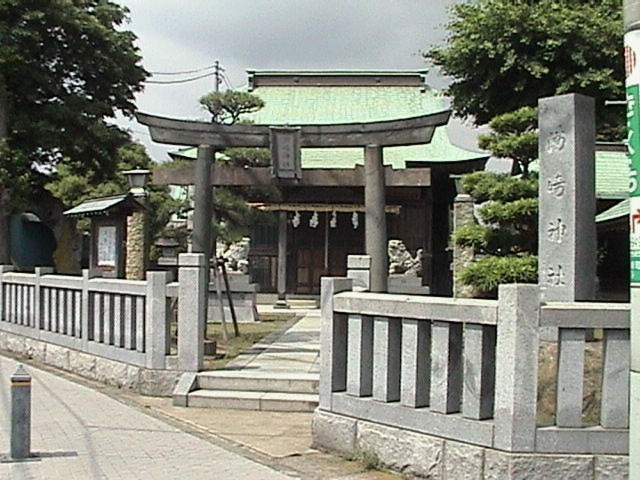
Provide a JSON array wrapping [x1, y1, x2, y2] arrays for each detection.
[[430, 320, 463, 414], [600, 329, 630, 429], [462, 323, 496, 420], [555, 328, 586, 428], [346, 314, 374, 397], [400, 318, 430, 408], [372, 316, 401, 402]]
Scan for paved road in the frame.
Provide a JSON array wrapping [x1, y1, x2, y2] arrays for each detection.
[[0, 356, 296, 480]]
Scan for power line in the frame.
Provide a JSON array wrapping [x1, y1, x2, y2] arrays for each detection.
[[149, 64, 216, 76], [221, 71, 234, 90], [145, 71, 216, 85]]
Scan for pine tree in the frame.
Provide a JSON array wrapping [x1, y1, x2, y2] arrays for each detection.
[[452, 107, 539, 296]]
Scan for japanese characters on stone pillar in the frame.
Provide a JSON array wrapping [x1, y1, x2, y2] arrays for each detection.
[[538, 94, 596, 303]]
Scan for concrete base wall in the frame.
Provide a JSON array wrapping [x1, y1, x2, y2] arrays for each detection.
[[0, 331, 181, 397], [312, 409, 629, 479]]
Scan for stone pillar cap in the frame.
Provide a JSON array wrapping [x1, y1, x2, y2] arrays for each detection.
[[10, 365, 31, 383]]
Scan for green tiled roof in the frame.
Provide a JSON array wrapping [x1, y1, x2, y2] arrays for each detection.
[[170, 82, 486, 169], [596, 198, 628, 223], [63, 194, 141, 217], [245, 85, 485, 169], [595, 150, 628, 200]]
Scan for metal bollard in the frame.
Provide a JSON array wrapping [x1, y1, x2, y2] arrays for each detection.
[[10, 365, 31, 460]]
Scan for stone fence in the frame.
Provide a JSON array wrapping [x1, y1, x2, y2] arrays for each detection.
[[0, 253, 207, 396], [313, 278, 629, 479]]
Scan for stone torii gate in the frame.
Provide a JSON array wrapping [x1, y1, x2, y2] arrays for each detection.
[[136, 110, 449, 305]]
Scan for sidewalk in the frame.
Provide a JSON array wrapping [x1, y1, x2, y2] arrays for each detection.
[[0, 311, 399, 479], [0, 355, 295, 480]]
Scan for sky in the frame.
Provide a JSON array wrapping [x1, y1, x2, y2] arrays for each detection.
[[113, 0, 471, 162]]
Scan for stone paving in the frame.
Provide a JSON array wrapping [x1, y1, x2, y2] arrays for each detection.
[[226, 309, 321, 374], [0, 355, 296, 480]]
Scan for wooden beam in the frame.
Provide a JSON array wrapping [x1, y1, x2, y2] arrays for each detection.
[[152, 164, 431, 187], [135, 111, 450, 148]]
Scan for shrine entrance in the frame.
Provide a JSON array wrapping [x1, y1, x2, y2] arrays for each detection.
[[136, 109, 449, 308], [287, 210, 366, 294]]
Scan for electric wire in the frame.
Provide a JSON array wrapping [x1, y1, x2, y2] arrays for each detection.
[[149, 64, 216, 76], [144, 72, 216, 85]]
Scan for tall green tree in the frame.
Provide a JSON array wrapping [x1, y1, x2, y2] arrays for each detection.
[[0, 0, 147, 263], [425, 0, 624, 139]]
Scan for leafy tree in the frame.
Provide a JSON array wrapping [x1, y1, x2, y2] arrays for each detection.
[[0, 1, 147, 263], [452, 108, 539, 296], [425, 0, 624, 139], [46, 142, 184, 260]]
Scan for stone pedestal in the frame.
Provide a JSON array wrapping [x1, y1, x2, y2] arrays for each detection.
[[387, 276, 430, 295], [347, 255, 371, 291], [208, 273, 259, 323]]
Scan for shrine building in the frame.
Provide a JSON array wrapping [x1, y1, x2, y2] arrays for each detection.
[[167, 70, 488, 296]]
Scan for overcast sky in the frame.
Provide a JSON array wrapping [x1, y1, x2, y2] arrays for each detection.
[[114, 0, 465, 161]]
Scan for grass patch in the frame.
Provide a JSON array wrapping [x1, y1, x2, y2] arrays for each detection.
[[347, 448, 382, 471], [203, 318, 292, 369], [169, 315, 293, 370]]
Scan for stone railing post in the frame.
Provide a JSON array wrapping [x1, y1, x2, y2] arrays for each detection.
[[0, 265, 15, 322], [80, 269, 96, 350], [493, 284, 540, 452], [319, 277, 353, 410], [34, 267, 53, 329], [177, 253, 206, 372], [146, 271, 169, 369]]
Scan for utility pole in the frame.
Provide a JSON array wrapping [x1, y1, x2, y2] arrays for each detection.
[[624, 1, 640, 478]]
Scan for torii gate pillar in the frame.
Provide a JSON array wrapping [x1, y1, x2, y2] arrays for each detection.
[[365, 145, 388, 293], [192, 145, 214, 320]]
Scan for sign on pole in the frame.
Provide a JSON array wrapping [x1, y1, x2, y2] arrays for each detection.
[[627, 30, 640, 282]]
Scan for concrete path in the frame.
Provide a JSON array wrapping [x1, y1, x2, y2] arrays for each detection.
[[226, 309, 321, 374], [0, 356, 296, 480]]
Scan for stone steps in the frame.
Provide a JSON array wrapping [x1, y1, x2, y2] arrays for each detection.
[[186, 371, 319, 412], [197, 371, 319, 394], [187, 389, 318, 412]]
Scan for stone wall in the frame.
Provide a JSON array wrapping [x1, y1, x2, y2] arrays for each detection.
[[0, 331, 180, 397], [312, 410, 629, 479]]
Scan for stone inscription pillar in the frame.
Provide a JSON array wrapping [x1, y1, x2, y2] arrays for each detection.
[[538, 94, 596, 303], [364, 145, 388, 293]]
